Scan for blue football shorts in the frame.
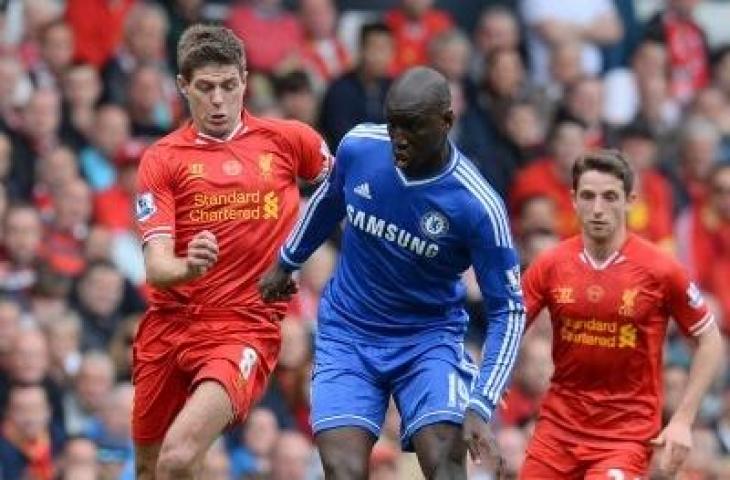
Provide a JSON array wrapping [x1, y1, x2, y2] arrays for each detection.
[[310, 333, 478, 450]]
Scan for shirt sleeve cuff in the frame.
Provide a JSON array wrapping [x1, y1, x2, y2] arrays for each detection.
[[279, 248, 303, 272], [467, 398, 494, 423]]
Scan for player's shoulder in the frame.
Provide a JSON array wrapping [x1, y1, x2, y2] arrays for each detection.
[[624, 234, 685, 279], [340, 123, 391, 146], [450, 154, 507, 215], [248, 114, 320, 142], [534, 236, 580, 267]]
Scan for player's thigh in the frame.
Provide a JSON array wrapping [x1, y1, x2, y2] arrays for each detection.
[[520, 452, 582, 480], [315, 427, 377, 480], [311, 336, 389, 439], [132, 343, 188, 444], [158, 381, 234, 471], [393, 342, 477, 451], [187, 343, 272, 424], [411, 422, 467, 480]]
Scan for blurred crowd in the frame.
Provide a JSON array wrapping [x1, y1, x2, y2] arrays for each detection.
[[0, 0, 729, 478]]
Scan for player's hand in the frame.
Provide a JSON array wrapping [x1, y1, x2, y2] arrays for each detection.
[[463, 409, 505, 478], [186, 230, 218, 278], [650, 419, 693, 477], [259, 264, 298, 303]]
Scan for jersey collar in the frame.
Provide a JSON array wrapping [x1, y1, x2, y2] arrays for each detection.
[[579, 234, 632, 270], [190, 110, 251, 145], [394, 142, 458, 187]]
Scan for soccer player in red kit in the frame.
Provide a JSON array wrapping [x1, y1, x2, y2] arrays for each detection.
[[132, 25, 331, 479], [520, 151, 723, 479]]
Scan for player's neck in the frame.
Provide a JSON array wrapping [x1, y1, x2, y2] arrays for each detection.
[[583, 227, 627, 262]]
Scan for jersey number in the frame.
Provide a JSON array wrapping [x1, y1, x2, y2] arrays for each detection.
[[239, 347, 258, 380]]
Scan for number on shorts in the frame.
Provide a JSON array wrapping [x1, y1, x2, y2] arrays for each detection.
[[448, 372, 470, 409], [239, 347, 258, 380]]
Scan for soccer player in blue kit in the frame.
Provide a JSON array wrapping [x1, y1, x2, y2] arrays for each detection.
[[260, 67, 525, 479]]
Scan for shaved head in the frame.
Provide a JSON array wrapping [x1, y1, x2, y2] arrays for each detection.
[[386, 66, 451, 116], [385, 66, 454, 178]]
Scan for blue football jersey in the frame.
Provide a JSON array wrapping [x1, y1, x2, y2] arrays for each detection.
[[280, 123, 525, 420]]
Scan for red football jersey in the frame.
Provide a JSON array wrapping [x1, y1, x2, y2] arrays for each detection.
[[136, 111, 331, 317], [522, 234, 713, 443]]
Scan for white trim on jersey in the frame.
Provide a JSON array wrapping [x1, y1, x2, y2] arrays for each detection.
[[690, 312, 715, 336], [453, 163, 512, 248], [196, 121, 245, 143], [484, 299, 525, 403], [285, 177, 330, 252]]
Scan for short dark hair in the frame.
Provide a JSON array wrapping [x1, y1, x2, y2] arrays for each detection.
[[177, 24, 245, 82], [572, 150, 635, 196], [273, 70, 313, 98], [548, 111, 586, 141], [359, 22, 391, 47]]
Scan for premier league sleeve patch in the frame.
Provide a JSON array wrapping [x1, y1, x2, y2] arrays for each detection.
[[135, 192, 157, 222]]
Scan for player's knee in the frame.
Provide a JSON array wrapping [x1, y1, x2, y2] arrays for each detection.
[[321, 449, 369, 480], [156, 441, 198, 477]]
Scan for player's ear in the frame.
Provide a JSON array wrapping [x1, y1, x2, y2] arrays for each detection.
[[627, 190, 638, 205], [240, 70, 248, 98], [176, 74, 189, 98], [443, 109, 454, 130], [571, 189, 578, 210]]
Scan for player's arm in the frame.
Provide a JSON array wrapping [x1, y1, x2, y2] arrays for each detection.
[[521, 254, 549, 330], [462, 207, 526, 463], [651, 273, 724, 475], [259, 138, 349, 302], [136, 147, 218, 289], [143, 232, 218, 289]]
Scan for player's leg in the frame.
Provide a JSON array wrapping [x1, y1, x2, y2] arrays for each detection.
[[132, 314, 189, 480], [155, 380, 233, 479], [156, 340, 273, 479], [411, 423, 468, 480], [311, 336, 388, 479], [394, 342, 476, 480], [316, 427, 378, 480]]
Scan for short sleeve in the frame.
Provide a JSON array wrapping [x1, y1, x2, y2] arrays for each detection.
[[286, 121, 333, 183], [136, 146, 175, 244], [665, 262, 713, 337]]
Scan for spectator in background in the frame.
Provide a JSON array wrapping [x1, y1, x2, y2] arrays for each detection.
[[102, 2, 172, 106], [32, 146, 79, 221], [428, 28, 472, 95], [644, 0, 710, 105], [94, 139, 143, 234], [164, 0, 205, 71], [543, 40, 583, 106], [42, 178, 92, 277], [60, 63, 103, 145], [10, 88, 64, 198], [298, 0, 350, 88], [0, 56, 33, 132], [384, 0, 452, 75], [319, 22, 393, 148], [0, 384, 63, 480], [510, 115, 586, 238], [43, 310, 83, 387], [89, 383, 134, 479], [0, 203, 44, 297], [65, 0, 135, 68], [618, 122, 675, 248], [107, 314, 138, 382], [79, 104, 130, 191], [603, 39, 668, 128], [30, 20, 75, 90], [677, 164, 730, 332], [126, 65, 176, 140], [269, 430, 317, 480], [0, 298, 21, 371], [229, 406, 280, 478], [56, 435, 99, 480], [690, 87, 730, 163], [73, 260, 126, 350], [521, 0, 622, 85], [560, 76, 608, 148], [226, 0, 303, 74], [469, 6, 521, 84], [273, 70, 319, 127], [63, 351, 115, 437], [668, 118, 721, 212]]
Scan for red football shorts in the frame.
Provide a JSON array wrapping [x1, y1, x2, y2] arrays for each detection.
[[132, 305, 281, 444], [520, 419, 652, 479]]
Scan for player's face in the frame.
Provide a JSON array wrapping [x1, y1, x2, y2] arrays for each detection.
[[178, 64, 246, 139], [386, 106, 453, 176], [573, 170, 633, 242]]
